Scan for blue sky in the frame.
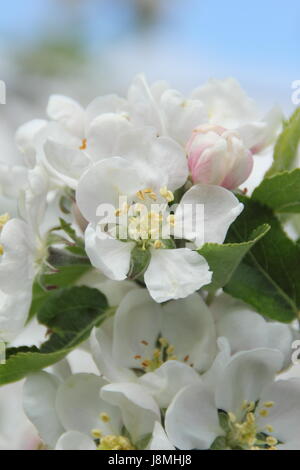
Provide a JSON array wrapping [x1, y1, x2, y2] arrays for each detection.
[[0, 0, 299, 111]]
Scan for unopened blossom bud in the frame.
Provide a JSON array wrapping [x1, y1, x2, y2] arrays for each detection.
[[187, 125, 253, 190]]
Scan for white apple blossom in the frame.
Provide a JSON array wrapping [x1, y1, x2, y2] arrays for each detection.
[[128, 75, 282, 189], [211, 293, 294, 370], [0, 167, 49, 341], [187, 125, 253, 189], [76, 127, 243, 302], [23, 371, 160, 450], [191, 78, 282, 154], [16, 95, 132, 190], [165, 348, 300, 450], [91, 289, 216, 407]]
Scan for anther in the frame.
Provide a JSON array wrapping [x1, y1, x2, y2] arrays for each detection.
[[79, 138, 87, 150]]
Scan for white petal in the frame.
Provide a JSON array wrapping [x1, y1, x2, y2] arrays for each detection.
[[0, 219, 35, 293], [175, 184, 243, 246], [112, 289, 162, 369], [161, 293, 216, 372], [55, 373, 121, 436], [44, 139, 91, 189], [101, 382, 160, 443], [0, 164, 28, 199], [144, 248, 212, 303], [0, 289, 32, 342], [165, 383, 222, 450], [85, 94, 128, 128], [238, 106, 282, 153], [215, 349, 284, 417], [161, 89, 207, 145], [15, 119, 47, 168], [84, 225, 134, 281], [47, 95, 85, 137], [76, 157, 144, 223], [192, 78, 258, 128], [86, 113, 132, 161], [91, 320, 136, 383], [202, 337, 231, 389], [128, 74, 165, 135], [216, 308, 293, 369], [148, 422, 175, 450], [115, 127, 188, 191], [19, 165, 49, 235], [140, 361, 201, 408], [257, 378, 300, 450], [23, 372, 64, 448], [55, 431, 95, 450]]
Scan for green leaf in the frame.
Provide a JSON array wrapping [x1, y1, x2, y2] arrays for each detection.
[[38, 286, 108, 351], [127, 245, 151, 280], [28, 264, 92, 322], [199, 224, 270, 292], [224, 195, 300, 322], [210, 436, 228, 450], [0, 348, 73, 385], [252, 169, 300, 213], [0, 287, 108, 385], [266, 108, 300, 177]]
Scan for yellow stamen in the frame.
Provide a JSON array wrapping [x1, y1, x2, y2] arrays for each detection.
[[266, 436, 278, 446], [136, 190, 145, 201], [159, 338, 168, 347], [265, 425, 274, 433], [100, 412, 110, 423], [160, 186, 174, 202], [0, 213, 9, 229], [228, 412, 237, 423], [167, 214, 176, 226], [263, 401, 274, 408], [79, 138, 87, 150], [91, 429, 103, 439], [259, 409, 269, 418], [166, 345, 175, 355], [98, 435, 135, 451]]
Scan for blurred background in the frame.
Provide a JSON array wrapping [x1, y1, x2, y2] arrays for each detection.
[[0, 0, 299, 136]]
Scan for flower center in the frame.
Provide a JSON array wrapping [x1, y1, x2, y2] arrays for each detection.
[[91, 413, 135, 450], [97, 435, 135, 451], [113, 187, 175, 250], [224, 400, 278, 450], [134, 337, 177, 372]]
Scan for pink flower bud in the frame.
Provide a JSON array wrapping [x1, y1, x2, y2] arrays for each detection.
[[187, 125, 253, 190]]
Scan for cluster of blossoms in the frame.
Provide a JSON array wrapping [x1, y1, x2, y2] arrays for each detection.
[[1, 74, 300, 450]]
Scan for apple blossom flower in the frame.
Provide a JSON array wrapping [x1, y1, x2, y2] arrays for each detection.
[[211, 293, 294, 369], [165, 348, 300, 450], [90, 289, 216, 407], [16, 94, 132, 189], [187, 125, 254, 189], [0, 167, 49, 341], [23, 371, 160, 450], [76, 126, 243, 302], [128, 75, 282, 189], [128, 74, 207, 146], [191, 77, 282, 154]]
